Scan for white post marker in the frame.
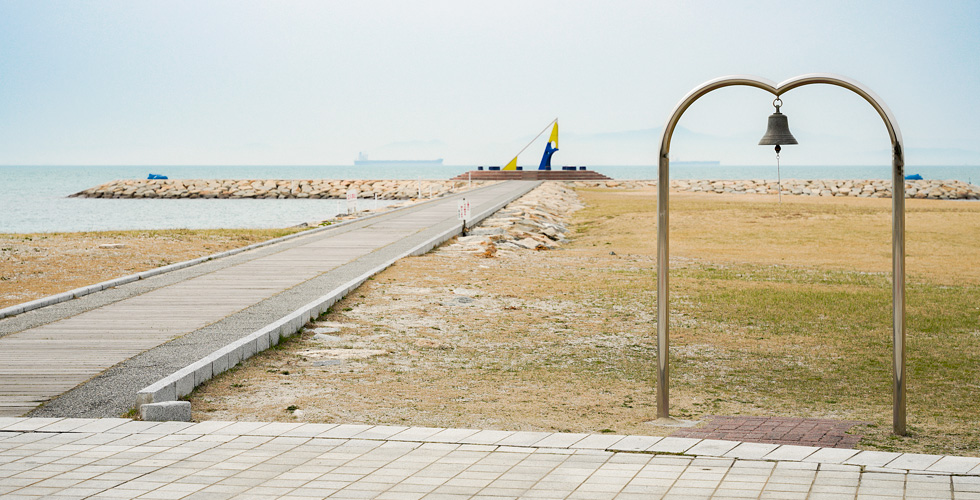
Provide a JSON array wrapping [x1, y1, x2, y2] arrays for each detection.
[[457, 197, 471, 233], [346, 188, 358, 214]]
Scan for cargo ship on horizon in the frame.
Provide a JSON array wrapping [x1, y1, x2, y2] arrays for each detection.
[[354, 152, 444, 166]]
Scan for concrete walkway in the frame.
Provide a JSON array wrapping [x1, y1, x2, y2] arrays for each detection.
[[1, 418, 978, 499], [0, 181, 540, 418]]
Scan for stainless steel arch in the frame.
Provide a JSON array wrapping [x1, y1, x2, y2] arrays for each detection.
[[655, 74, 907, 435]]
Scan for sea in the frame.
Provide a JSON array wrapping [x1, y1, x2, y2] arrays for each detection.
[[1, 164, 977, 234]]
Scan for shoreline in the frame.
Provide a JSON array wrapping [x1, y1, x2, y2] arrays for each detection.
[[70, 177, 980, 201]]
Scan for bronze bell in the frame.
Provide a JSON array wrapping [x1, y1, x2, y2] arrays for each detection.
[[759, 98, 798, 148]]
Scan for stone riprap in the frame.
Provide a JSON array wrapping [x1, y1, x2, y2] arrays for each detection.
[[447, 181, 583, 255], [571, 179, 980, 200], [70, 179, 486, 200]]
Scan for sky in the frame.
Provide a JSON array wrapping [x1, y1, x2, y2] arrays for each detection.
[[1, 0, 978, 167]]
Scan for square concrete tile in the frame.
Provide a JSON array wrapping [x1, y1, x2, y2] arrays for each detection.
[[458, 430, 514, 445], [607, 436, 662, 452], [568, 434, 626, 450], [844, 451, 903, 467], [802, 447, 860, 465], [762, 445, 819, 462], [686, 439, 740, 457], [647, 437, 701, 454], [387, 427, 447, 442]]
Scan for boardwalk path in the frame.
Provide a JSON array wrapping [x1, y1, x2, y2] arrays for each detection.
[[0, 181, 540, 418]]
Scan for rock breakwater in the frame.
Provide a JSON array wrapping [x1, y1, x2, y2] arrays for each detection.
[[444, 181, 583, 256], [570, 179, 980, 200], [70, 179, 485, 200]]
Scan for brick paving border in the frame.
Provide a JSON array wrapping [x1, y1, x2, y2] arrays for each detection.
[[670, 415, 868, 448]]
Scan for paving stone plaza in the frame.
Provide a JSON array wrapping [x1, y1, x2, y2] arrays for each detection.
[[2, 419, 980, 499]]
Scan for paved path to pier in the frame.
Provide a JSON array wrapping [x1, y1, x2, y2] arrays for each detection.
[[0, 181, 540, 418], [1, 418, 978, 499]]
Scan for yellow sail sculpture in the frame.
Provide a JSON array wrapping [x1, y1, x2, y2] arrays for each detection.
[[502, 118, 558, 171]]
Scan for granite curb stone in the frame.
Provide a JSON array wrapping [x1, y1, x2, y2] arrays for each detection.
[[139, 401, 192, 422]]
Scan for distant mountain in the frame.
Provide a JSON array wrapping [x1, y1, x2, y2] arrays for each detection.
[[900, 147, 980, 165], [357, 129, 980, 167], [367, 139, 449, 162], [554, 126, 739, 165]]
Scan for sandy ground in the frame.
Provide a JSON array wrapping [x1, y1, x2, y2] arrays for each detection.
[[185, 186, 677, 436], [189, 236, 669, 434]]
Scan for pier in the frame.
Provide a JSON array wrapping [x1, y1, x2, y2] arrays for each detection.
[[0, 181, 540, 418]]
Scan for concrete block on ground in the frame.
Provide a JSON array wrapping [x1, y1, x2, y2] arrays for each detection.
[[140, 401, 192, 422], [193, 361, 212, 387], [267, 317, 288, 335], [72, 286, 96, 299], [0, 304, 27, 318], [102, 275, 138, 289], [39, 294, 68, 307], [241, 337, 257, 359], [136, 379, 176, 408], [210, 349, 229, 375], [288, 315, 303, 334], [320, 297, 338, 316], [174, 366, 197, 398], [256, 330, 270, 351], [224, 343, 243, 367]]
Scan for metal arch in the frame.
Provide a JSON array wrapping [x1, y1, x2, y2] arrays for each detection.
[[655, 74, 907, 435]]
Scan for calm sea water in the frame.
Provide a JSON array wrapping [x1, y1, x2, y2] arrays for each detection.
[[1, 164, 977, 233]]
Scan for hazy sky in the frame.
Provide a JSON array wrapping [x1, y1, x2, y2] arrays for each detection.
[[1, 1, 978, 166]]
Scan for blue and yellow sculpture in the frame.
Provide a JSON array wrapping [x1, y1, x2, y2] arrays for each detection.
[[503, 119, 559, 171], [537, 122, 559, 170]]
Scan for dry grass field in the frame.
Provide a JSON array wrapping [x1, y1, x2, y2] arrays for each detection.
[[0, 228, 305, 309], [187, 187, 980, 457]]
